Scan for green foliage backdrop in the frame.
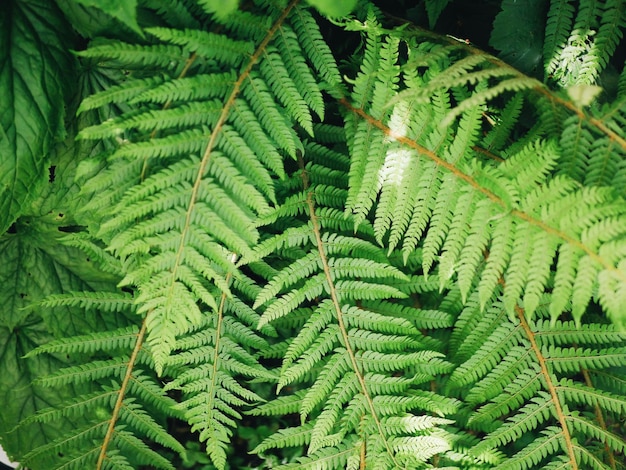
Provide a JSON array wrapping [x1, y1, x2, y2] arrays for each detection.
[[1, 0, 626, 469]]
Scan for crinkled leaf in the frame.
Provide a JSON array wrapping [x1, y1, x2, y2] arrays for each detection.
[[73, 0, 142, 35], [0, 0, 74, 234], [0, 136, 124, 460], [0, 321, 83, 462], [489, 0, 545, 76], [0, 212, 120, 333], [0, 230, 114, 460], [55, 0, 121, 39]]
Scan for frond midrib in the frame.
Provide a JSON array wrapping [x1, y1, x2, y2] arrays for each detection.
[[516, 307, 577, 469]]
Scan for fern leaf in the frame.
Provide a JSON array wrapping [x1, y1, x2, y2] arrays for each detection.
[[29, 292, 135, 315], [27, 326, 138, 357], [17, 320, 183, 469], [77, 76, 167, 114], [77, 1, 337, 377], [274, 23, 325, 119], [288, 6, 343, 95], [163, 270, 272, 470], [556, 379, 626, 415], [579, 0, 624, 84], [451, 290, 626, 468], [252, 135, 459, 466], [23, 3, 626, 469], [259, 46, 315, 135], [77, 41, 185, 69], [145, 26, 254, 66], [252, 423, 314, 454]]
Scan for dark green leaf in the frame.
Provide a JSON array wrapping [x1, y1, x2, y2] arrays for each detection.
[[73, 0, 142, 35], [489, 0, 547, 77], [0, 140, 122, 459], [306, 0, 358, 17], [0, 321, 83, 461], [0, 0, 75, 234], [55, 0, 121, 38]]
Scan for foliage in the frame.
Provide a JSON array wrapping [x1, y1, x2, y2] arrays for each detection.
[[1, 0, 626, 469]]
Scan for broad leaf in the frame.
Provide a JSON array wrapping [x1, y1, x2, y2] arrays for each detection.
[[55, 0, 122, 39], [489, 0, 545, 77], [0, 321, 84, 461], [73, 0, 142, 35], [0, 222, 123, 460], [0, 0, 74, 234]]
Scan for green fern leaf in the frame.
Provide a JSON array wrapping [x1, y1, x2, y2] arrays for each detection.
[[252, 134, 460, 467], [544, 0, 576, 77], [76, 2, 342, 381], [451, 291, 626, 468], [77, 41, 185, 69], [17, 320, 184, 470]]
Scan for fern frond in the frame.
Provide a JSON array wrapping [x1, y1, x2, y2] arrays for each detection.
[[141, 0, 200, 30], [288, 5, 343, 95], [145, 26, 255, 66], [252, 423, 314, 455], [360, 299, 454, 330], [544, 0, 576, 78], [450, 293, 626, 469], [77, 76, 167, 114], [22, 3, 626, 469], [251, 134, 461, 467], [557, 379, 626, 415], [542, 0, 626, 87], [36, 359, 130, 387], [19, 390, 117, 425], [77, 41, 185, 69], [77, 1, 339, 377], [161, 267, 273, 470], [20, 422, 110, 469], [345, 74, 626, 325], [30, 292, 135, 315]]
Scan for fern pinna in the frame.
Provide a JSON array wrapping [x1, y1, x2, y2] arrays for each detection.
[[12, 1, 626, 469], [20, 319, 184, 470]]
